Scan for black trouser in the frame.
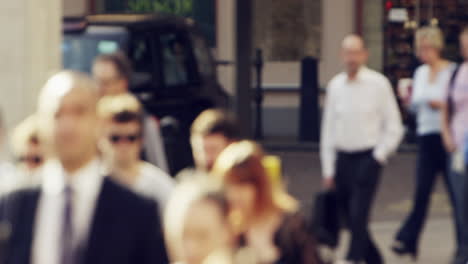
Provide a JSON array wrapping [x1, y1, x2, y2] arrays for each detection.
[[395, 133, 454, 252], [336, 149, 383, 264]]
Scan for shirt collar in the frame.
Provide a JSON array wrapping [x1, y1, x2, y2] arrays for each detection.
[[42, 158, 104, 195], [347, 66, 368, 82]]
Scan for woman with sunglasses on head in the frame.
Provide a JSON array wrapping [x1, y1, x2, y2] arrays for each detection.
[[97, 94, 175, 209], [0, 113, 34, 196], [212, 140, 323, 264]]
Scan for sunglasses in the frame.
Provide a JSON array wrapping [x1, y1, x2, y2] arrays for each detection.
[[17, 155, 43, 165], [109, 133, 141, 144]]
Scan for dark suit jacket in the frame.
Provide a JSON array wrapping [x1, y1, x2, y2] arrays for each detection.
[[0, 177, 168, 264]]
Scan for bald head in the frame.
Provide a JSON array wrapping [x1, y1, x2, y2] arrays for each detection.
[[342, 34, 366, 50], [341, 34, 368, 78], [38, 71, 98, 117], [38, 71, 100, 172]]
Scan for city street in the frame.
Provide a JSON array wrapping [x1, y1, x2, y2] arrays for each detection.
[[274, 150, 454, 264], [4, 1, 467, 263]]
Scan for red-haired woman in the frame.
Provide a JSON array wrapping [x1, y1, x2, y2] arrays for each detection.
[[212, 140, 323, 264]]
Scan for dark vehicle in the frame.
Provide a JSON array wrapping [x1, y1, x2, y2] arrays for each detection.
[[63, 14, 228, 175]]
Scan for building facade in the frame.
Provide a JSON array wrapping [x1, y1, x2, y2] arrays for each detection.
[[1, 0, 383, 141]]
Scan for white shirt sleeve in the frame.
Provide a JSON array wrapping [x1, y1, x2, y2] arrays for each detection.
[[320, 82, 337, 178], [373, 79, 404, 163], [409, 66, 424, 112], [138, 163, 175, 210], [143, 116, 170, 173]]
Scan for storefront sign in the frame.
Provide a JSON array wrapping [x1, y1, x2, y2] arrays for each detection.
[[388, 8, 409, 23]]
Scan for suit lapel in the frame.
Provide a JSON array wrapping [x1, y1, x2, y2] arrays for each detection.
[[81, 178, 114, 264]]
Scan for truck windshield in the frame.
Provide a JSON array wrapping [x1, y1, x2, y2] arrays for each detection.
[[62, 28, 128, 73]]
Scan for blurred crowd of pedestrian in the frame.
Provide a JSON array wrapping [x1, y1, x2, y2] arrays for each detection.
[[0, 51, 323, 264], [1, 24, 468, 264]]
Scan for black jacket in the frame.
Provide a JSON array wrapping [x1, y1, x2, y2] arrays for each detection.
[[0, 177, 168, 264]]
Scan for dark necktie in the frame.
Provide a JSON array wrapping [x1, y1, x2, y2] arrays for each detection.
[[60, 185, 75, 264]]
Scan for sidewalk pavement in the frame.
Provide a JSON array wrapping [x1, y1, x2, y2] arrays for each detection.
[[335, 218, 455, 264]]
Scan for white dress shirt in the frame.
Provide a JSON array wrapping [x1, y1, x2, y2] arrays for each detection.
[[133, 162, 175, 209], [15, 166, 44, 189], [31, 158, 104, 264], [320, 67, 404, 178], [0, 161, 19, 195]]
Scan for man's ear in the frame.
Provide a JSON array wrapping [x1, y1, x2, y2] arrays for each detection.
[[120, 79, 130, 93], [94, 118, 105, 142], [95, 123, 111, 156], [363, 49, 369, 61]]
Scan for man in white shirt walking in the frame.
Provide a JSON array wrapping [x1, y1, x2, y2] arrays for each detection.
[[320, 35, 403, 264]]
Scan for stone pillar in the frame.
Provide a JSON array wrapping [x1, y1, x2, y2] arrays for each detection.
[[0, 0, 61, 131], [319, 0, 355, 85], [363, 0, 384, 71]]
